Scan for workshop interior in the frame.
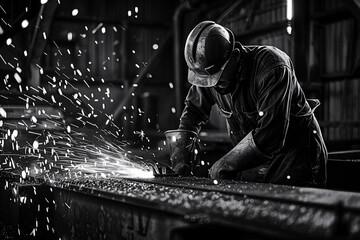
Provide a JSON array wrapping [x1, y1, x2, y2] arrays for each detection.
[[0, 0, 360, 239]]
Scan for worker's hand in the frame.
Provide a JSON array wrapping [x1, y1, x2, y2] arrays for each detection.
[[169, 149, 193, 176], [209, 132, 270, 180], [165, 129, 199, 177], [209, 158, 237, 179], [172, 162, 191, 176]]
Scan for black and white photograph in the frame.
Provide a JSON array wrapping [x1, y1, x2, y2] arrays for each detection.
[[0, 0, 359, 239]]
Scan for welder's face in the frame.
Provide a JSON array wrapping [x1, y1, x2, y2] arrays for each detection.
[[214, 53, 238, 95]]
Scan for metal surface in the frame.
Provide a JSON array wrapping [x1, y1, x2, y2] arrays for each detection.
[[1, 170, 360, 239]]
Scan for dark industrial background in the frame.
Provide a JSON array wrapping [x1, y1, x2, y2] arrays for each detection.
[[1, 0, 360, 145], [1, 0, 360, 239]]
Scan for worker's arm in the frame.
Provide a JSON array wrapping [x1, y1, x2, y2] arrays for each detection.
[[166, 85, 214, 176], [178, 85, 215, 133], [252, 65, 294, 157]]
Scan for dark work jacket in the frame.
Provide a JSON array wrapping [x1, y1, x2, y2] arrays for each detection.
[[179, 45, 327, 187]]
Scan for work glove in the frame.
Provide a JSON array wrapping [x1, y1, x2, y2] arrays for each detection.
[[164, 129, 200, 176], [209, 131, 269, 180]]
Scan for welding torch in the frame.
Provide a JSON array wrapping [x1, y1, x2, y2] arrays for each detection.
[[145, 129, 200, 177], [144, 159, 179, 177]]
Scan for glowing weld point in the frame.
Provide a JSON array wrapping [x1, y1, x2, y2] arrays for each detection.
[[259, 111, 264, 117], [287, 175, 291, 180], [213, 180, 219, 185], [171, 136, 176, 142]]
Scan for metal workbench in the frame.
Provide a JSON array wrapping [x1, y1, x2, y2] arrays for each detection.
[[1, 171, 360, 240]]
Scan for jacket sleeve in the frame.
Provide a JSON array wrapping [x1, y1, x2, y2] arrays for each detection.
[[178, 85, 215, 133], [253, 65, 295, 157]]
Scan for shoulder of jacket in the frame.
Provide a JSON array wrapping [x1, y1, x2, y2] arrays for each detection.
[[249, 46, 291, 74]]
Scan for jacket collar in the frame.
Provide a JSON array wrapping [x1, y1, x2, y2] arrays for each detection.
[[231, 43, 248, 97]]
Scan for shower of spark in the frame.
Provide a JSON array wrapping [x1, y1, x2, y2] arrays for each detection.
[[57, 134, 155, 179], [1, 120, 154, 181], [0, 2, 160, 183]]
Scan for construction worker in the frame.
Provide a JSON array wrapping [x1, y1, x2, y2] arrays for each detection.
[[167, 21, 327, 187]]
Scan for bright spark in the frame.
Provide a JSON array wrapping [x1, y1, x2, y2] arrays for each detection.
[[72, 9, 79, 16]]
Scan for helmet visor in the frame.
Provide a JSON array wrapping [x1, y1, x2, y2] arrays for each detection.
[[187, 57, 230, 87]]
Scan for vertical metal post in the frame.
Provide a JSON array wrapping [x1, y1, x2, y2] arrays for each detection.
[[173, 2, 192, 119]]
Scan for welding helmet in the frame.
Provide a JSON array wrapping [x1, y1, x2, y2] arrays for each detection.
[[184, 21, 235, 87]]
